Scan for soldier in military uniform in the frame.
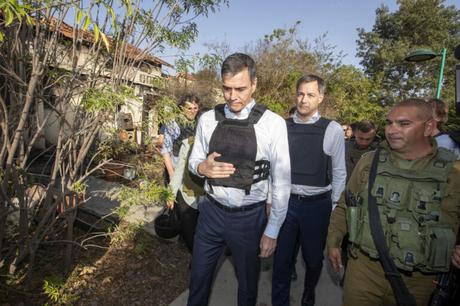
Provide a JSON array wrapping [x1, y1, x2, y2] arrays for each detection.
[[345, 120, 378, 178], [327, 98, 460, 305]]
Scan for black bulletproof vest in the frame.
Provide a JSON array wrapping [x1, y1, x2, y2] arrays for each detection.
[[207, 104, 270, 194], [172, 122, 195, 157], [286, 117, 332, 186]]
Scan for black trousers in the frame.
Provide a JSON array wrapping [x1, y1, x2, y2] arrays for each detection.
[[272, 194, 332, 306], [187, 196, 267, 306], [175, 191, 198, 253]]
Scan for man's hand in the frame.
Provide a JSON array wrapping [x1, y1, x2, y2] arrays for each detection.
[[452, 245, 460, 269], [197, 152, 235, 178], [328, 247, 343, 273], [162, 153, 174, 179], [166, 200, 174, 209], [259, 234, 276, 258]]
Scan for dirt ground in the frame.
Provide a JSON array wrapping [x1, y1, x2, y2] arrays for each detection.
[[0, 224, 190, 306]]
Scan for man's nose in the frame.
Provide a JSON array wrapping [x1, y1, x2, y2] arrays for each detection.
[[229, 89, 237, 100], [386, 123, 398, 134]]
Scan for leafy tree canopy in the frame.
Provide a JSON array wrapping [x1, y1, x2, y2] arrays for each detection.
[[357, 0, 460, 104]]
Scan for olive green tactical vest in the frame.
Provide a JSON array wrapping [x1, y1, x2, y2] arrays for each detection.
[[181, 137, 205, 198], [345, 140, 377, 177], [347, 148, 457, 273]]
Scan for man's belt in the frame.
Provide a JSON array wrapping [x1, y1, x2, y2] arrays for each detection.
[[290, 191, 331, 202], [206, 194, 265, 213]]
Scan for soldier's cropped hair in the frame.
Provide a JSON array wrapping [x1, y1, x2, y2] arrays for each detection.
[[393, 98, 433, 120], [356, 121, 376, 133], [221, 53, 257, 83], [296, 74, 325, 95]]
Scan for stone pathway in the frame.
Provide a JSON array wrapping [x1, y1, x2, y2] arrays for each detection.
[[170, 252, 343, 306]]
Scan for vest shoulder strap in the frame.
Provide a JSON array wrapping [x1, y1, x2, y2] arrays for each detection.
[[247, 104, 267, 124], [214, 104, 226, 122], [316, 117, 331, 129], [286, 117, 294, 125], [213, 103, 267, 124], [285, 116, 331, 128]]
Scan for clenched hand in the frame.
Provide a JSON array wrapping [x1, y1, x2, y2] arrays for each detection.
[[197, 152, 235, 178], [328, 247, 343, 273], [259, 235, 276, 258]]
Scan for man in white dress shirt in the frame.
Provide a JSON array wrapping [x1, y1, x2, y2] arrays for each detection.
[[272, 74, 346, 306], [187, 53, 291, 306]]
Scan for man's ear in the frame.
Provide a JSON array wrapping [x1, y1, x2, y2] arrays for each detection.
[[318, 93, 324, 104], [424, 118, 436, 137], [251, 77, 257, 94]]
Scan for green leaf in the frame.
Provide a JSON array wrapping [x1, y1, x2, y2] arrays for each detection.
[[93, 24, 99, 42], [76, 10, 83, 24], [101, 32, 110, 51], [4, 8, 14, 26], [0, 31, 4, 42], [108, 6, 115, 22], [83, 16, 91, 30], [25, 14, 33, 26]]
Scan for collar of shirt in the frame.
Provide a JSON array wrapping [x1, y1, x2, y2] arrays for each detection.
[[292, 110, 320, 124], [224, 99, 256, 119], [382, 140, 437, 170]]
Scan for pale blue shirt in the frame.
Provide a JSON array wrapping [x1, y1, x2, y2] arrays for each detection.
[[160, 121, 180, 155], [435, 134, 460, 160], [160, 121, 181, 168], [188, 100, 291, 239], [290, 111, 346, 204]]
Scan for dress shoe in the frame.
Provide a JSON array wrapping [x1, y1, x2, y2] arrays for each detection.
[[301, 288, 315, 306]]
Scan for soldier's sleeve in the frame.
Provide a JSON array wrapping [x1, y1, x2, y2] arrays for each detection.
[[327, 192, 347, 249], [445, 160, 460, 235], [327, 151, 374, 249]]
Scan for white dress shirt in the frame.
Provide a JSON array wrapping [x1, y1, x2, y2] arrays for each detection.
[[290, 111, 346, 203], [188, 100, 291, 239]]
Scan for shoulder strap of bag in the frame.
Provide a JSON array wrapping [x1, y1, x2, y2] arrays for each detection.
[[367, 147, 417, 306]]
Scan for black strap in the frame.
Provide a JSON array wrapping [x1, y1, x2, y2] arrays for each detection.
[[367, 148, 417, 306], [213, 103, 266, 124], [214, 104, 226, 122], [247, 104, 266, 124], [252, 160, 270, 184]]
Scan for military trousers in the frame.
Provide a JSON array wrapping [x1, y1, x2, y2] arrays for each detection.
[[343, 252, 436, 306]]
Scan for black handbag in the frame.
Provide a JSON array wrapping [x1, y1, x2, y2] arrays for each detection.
[[154, 206, 181, 239]]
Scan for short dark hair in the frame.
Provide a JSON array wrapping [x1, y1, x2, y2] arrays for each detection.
[[296, 74, 325, 94], [178, 94, 200, 107], [350, 122, 358, 132], [393, 98, 432, 120], [355, 121, 375, 133], [221, 53, 257, 82]]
